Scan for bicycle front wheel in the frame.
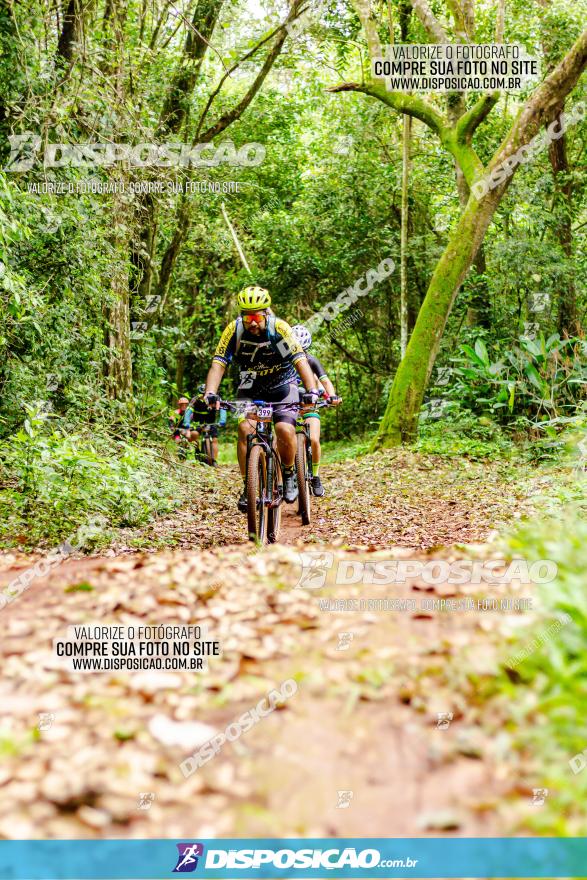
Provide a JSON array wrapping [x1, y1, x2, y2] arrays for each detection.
[[202, 436, 214, 466], [296, 432, 311, 525], [247, 445, 268, 543]]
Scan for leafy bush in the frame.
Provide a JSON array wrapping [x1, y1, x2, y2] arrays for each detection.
[[417, 402, 515, 459], [445, 334, 587, 424], [493, 504, 587, 833], [0, 407, 183, 548]]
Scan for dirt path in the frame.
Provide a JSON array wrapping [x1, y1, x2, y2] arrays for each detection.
[[100, 448, 531, 554], [0, 452, 538, 840]]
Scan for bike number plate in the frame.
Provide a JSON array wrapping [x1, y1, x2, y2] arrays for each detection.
[[257, 405, 273, 419]]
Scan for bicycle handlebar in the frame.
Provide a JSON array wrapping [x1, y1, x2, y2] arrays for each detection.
[[218, 398, 333, 414]]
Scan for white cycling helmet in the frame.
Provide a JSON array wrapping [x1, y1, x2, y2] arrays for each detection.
[[291, 324, 312, 351]]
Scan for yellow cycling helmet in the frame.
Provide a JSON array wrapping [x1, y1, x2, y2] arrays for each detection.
[[237, 286, 271, 311]]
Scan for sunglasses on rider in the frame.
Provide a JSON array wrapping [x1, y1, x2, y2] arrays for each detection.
[[242, 312, 266, 326]]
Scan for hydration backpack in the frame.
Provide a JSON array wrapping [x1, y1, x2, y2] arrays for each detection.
[[234, 314, 281, 356]]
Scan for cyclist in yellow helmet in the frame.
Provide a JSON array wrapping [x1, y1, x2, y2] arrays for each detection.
[[204, 286, 319, 512]]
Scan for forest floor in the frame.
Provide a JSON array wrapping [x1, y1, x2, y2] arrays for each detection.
[[0, 448, 550, 841]]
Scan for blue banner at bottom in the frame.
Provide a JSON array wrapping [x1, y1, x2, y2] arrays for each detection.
[[0, 837, 586, 879]]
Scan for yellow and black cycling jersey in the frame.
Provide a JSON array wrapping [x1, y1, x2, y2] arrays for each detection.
[[213, 317, 306, 395]]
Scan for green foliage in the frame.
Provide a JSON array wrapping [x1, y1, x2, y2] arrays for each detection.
[[0, 407, 183, 548], [444, 333, 587, 424], [494, 505, 587, 832], [417, 404, 516, 459]]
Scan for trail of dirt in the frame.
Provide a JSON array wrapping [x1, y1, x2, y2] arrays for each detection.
[[98, 448, 531, 555], [0, 452, 539, 843]]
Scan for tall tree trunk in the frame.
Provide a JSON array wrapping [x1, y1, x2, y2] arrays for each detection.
[[374, 186, 505, 446], [107, 184, 133, 399], [466, 245, 491, 328], [133, 0, 225, 306], [547, 99, 579, 336], [400, 114, 411, 357], [102, 0, 132, 399], [56, 0, 80, 64], [175, 352, 185, 394]]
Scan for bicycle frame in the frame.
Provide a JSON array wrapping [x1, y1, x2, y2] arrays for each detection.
[[296, 413, 314, 483], [244, 406, 283, 511], [296, 400, 329, 484]]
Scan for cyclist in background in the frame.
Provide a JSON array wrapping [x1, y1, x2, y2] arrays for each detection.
[[291, 324, 342, 497], [189, 384, 226, 467], [203, 286, 319, 512], [169, 396, 193, 443]]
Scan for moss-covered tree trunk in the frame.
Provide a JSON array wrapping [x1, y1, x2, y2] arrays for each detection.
[[373, 187, 502, 447]]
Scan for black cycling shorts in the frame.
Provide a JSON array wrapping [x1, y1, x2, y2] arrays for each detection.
[[194, 423, 218, 438], [237, 383, 299, 427]]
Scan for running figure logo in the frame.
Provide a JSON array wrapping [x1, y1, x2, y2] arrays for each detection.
[[296, 551, 334, 589], [173, 843, 205, 873]]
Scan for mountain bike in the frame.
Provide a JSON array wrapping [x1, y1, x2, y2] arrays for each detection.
[[295, 397, 330, 525], [173, 430, 192, 461], [220, 399, 288, 544], [194, 424, 215, 466]]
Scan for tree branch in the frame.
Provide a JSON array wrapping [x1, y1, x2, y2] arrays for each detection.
[[496, 27, 587, 163], [456, 93, 500, 141], [410, 0, 449, 43], [193, 20, 289, 140], [196, 0, 304, 143], [352, 0, 383, 63], [327, 333, 376, 371], [328, 81, 446, 134]]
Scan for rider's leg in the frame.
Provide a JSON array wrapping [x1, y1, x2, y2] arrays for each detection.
[[237, 419, 254, 476], [307, 417, 321, 471], [274, 422, 296, 467], [274, 420, 298, 503], [212, 437, 219, 460], [236, 419, 255, 511], [305, 415, 325, 496]]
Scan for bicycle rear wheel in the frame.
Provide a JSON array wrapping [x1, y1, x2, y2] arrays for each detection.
[[267, 456, 282, 543], [296, 432, 311, 525], [247, 445, 268, 543]]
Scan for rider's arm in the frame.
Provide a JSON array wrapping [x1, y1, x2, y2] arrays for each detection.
[[307, 354, 337, 397], [320, 375, 337, 397], [206, 321, 236, 395], [205, 360, 225, 395], [295, 356, 318, 392]]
